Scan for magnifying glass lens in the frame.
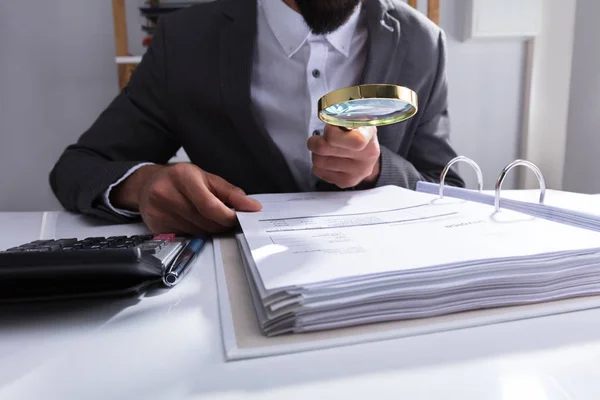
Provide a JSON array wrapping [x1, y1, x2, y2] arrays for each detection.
[[318, 84, 418, 128], [322, 99, 414, 124]]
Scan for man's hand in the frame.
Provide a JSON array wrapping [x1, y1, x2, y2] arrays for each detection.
[[307, 125, 381, 189], [110, 163, 262, 235]]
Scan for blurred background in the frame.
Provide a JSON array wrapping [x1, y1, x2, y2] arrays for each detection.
[[0, 0, 597, 211]]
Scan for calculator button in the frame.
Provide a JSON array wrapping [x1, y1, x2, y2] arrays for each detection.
[[153, 234, 175, 242], [82, 238, 104, 245], [54, 238, 78, 247], [39, 244, 62, 252], [138, 240, 165, 254], [107, 236, 128, 241], [29, 240, 53, 245]]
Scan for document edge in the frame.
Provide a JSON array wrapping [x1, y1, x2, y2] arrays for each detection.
[[213, 237, 242, 361], [214, 236, 600, 361]]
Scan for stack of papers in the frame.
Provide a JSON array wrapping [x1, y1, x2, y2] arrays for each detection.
[[235, 186, 600, 336], [416, 181, 600, 232]]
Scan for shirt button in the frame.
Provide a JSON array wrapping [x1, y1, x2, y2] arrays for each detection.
[[312, 129, 321, 136], [312, 69, 321, 78]]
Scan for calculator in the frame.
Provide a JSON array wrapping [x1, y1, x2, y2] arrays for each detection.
[[0, 233, 189, 302]]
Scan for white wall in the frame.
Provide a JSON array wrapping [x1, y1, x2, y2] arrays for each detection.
[[438, 0, 525, 190], [519, 0, 576, 191], [0, 1, 119, 211], [562, 0, 600, 194], [0, 0, 527, 211]]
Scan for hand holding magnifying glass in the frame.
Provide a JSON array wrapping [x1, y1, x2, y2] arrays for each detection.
[[308, 84, 418, 189]]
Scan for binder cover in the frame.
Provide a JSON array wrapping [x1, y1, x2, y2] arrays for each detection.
[[214, 236, 600, 361]]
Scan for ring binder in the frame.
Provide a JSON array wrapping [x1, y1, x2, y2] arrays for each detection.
[[439, 156, 483, 199], [495, 159, 546, 212]]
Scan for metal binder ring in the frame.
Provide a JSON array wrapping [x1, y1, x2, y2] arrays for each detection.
[[494, 159, 546, 212], [439, 156, 483, 199]]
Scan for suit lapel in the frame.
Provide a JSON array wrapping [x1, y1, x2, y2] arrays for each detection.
[[219, 0, 298, 193], [362, 0, 406, 84]]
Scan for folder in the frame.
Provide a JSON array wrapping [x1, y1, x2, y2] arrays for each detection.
[[212, 164, 600, 359], [214, 235, 600, 361], [416, 156, 600, 232]]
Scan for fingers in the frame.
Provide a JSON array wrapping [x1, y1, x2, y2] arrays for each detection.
[[166, 190, 228, 233], [322, 125, 377, 151], [308, 125, 381, 189], [206, 173, 262, 212], [307, 135, 356, 158], [190, 187, 238, 228], [142, 175, 225, 234], [312, 153, 371, 175], [171, 165, 238, 227], [312, 153, 377, 188], [308, 134, 380, 161], [139, 163, 262, 235], [140, 198, 201, 235], [312, 166, 361, 189]]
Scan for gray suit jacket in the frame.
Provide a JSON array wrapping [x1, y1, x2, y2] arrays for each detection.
[[49, 0, 464, 222]]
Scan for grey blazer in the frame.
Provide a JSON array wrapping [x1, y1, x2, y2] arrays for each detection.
[[49, 0, 464, 222]]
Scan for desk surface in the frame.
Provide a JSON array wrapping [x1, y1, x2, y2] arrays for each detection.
[[2, 209, 600, 400]]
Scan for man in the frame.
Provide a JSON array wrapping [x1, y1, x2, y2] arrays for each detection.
[[50, 0, 464, 235]]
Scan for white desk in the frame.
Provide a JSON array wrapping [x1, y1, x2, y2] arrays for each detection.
[[2, 211, 600, 400]]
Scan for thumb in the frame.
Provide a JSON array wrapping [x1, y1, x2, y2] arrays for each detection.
[[206, 174, 262, 212], [357, 126, 377, 142]]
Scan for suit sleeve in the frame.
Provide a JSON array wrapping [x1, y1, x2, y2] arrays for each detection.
[[375, 30, 464, 190], [49, 20, 180, 222]]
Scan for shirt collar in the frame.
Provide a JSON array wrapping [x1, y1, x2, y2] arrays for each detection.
[[260, 0, 362, 58], [324, 3, 362, 57]]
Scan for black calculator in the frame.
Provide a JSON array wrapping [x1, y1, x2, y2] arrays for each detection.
[[0, 233, 189, 302]]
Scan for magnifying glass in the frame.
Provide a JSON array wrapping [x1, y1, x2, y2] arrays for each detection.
[[317, 84, 418, 129]]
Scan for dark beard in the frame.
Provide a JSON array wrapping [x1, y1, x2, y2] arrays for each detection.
[[295, 0, 361, 35]]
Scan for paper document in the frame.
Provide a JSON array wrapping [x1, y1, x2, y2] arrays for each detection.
[[213, 235, 600, 361], [237, 186, 600, 291], [234, 185, 600, 336], [417, 182, 600, 232]]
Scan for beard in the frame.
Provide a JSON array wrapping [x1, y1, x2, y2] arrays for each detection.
[[295, 0, 362, 35]]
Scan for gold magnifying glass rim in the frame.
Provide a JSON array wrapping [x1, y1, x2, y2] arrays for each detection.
[[317, 84, 418, 128]]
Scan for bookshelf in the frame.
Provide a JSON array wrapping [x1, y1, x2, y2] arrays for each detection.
[[111, 0, 441, 90], [112, 0, 132, 90], [111, 0, 192, 90]]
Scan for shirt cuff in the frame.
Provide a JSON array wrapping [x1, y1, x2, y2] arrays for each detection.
[[102, 162, 155, 217]]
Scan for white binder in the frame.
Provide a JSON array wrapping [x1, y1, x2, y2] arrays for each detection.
[[214, 235, 600, 361], [416, 156, 600, 232], [213, 155, 600, 360]]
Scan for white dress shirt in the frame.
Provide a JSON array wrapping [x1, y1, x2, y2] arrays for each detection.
[[251, 0, 368, 191], [104, 0, 368, 215]]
